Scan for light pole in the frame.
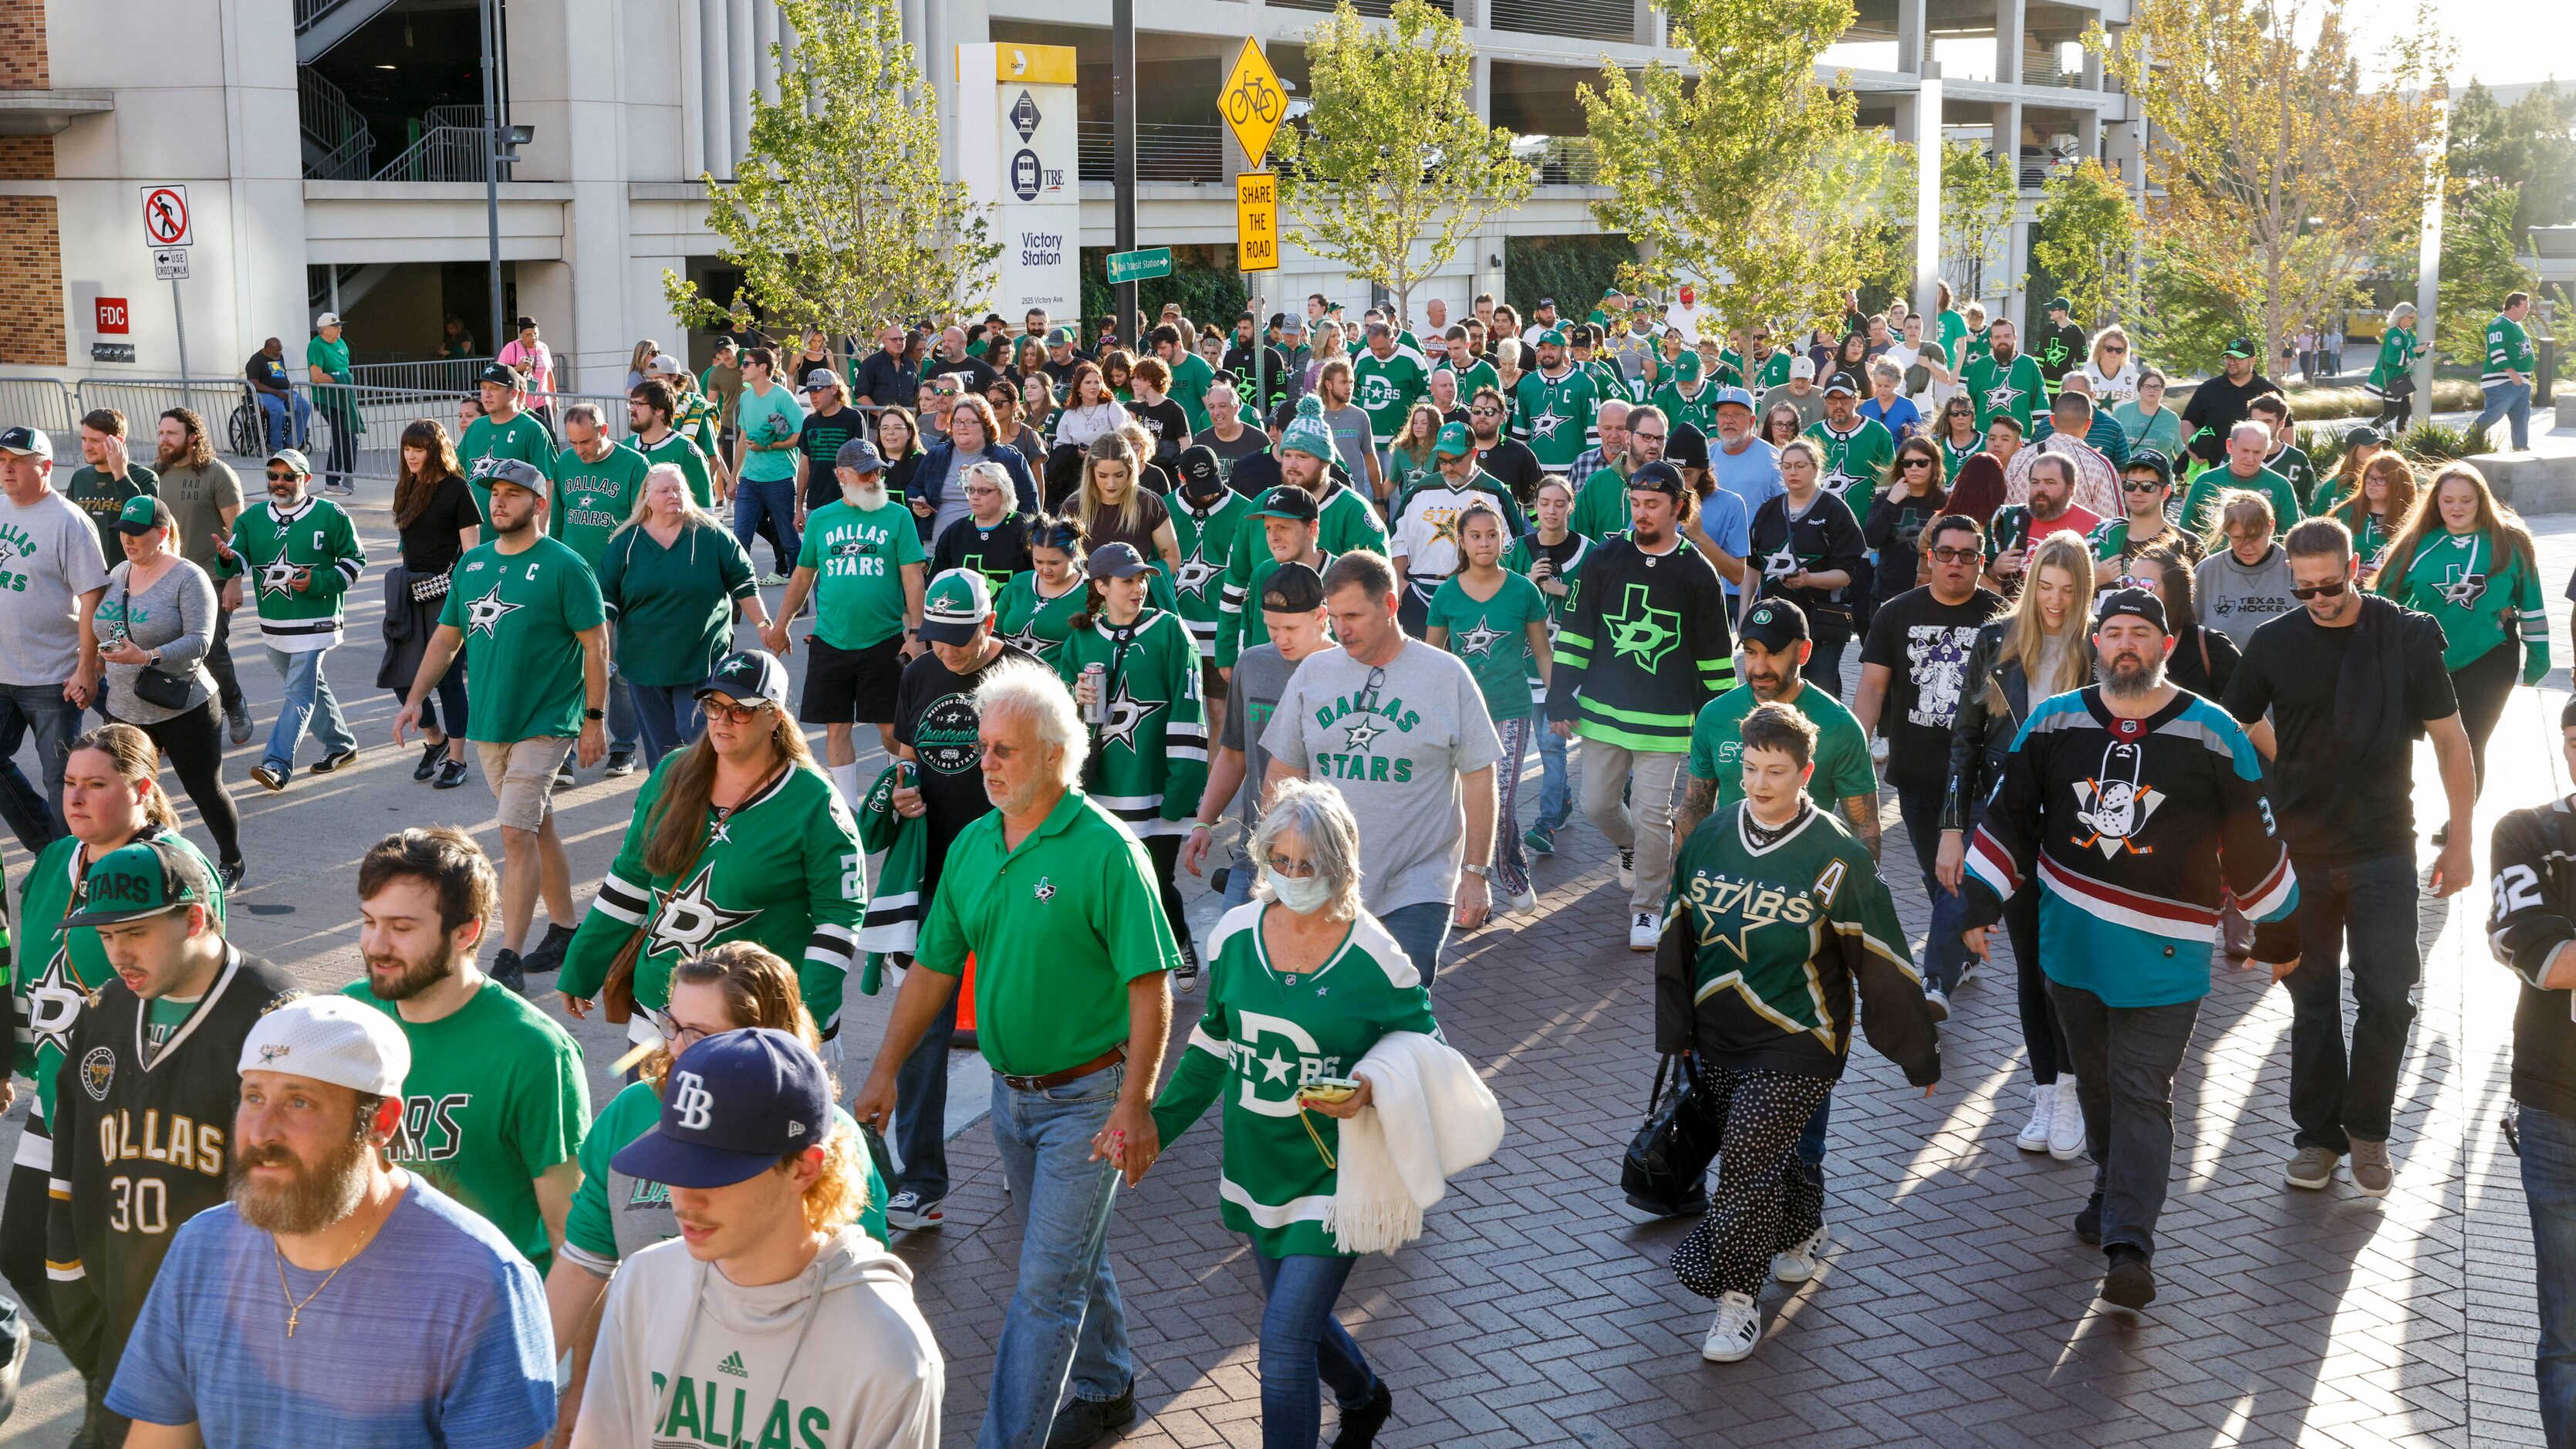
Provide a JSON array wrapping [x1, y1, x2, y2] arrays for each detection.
[[1112, 0, 1136, 347], [478, 0, 534, 366]]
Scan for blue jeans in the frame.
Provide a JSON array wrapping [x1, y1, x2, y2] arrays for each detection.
[[1533, 718, 1572, 832], [262, 646, 354, 774], [255, 390, 312, 452], [1253, 1250, 1378, 1449], [1897, 780, 1971, 994], [734, 475, 801, 574], [2284, 851, 2419, 1153], [980, 1062, 1132, 1449], [1802, 637, 1848, 698], [1379, 900, 1451, 987], [891, 972, 961, 1202], [2521, 1103, 2576, 1444], [629, 683, 703, 767], [1222, 860, 1256, 907], [0, 681, 81, 850], [2476, 380, 2533, 451]]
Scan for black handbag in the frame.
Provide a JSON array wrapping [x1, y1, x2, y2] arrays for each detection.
[[115, 577, 201, 711], [1621, 1053, 1720, 1218]]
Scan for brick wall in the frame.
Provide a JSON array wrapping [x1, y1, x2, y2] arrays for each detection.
[[0, 136, 52, 181], [0, 0, 48, 91], [0, 197, 67, 366]]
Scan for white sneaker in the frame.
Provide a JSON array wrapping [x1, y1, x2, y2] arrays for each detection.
[[1771, 1225, 1829, 1283], [1616, 848, 1636, 891], [2017, 1083, 2056, 1153], [2048, 1077, 2087, 1160], [1923, 985, 1950, 1022], [1629, 911, 1662, 951], [1870, 736, 1890, 764], [1954, 954, 1980, 990], [1699, 1291, 1764, 1363], [1506, 886, 1538, 914]]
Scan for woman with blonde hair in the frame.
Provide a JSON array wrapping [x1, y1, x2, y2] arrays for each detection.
[[2374, 461, 2550, 803], [2318, 451, 2417, 584], [2078, 325, 2140, 409], [597, 464, 771, 764], [2368, 302, 2424, 431], [1073, 431, 1180, 570], [625, 339, 660, 393]]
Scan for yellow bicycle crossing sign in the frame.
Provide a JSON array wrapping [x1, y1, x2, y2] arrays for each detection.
[[1221, 37, 1286, 168]]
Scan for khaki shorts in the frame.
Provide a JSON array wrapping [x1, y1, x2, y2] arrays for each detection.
[[476, 737, 574, 833]]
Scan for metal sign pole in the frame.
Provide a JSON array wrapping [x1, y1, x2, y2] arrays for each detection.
[[172, 277, 188, 390]]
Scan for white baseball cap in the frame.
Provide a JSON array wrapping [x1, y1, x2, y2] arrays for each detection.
[[1789, 356, 1816, 380], [238, 996, 410, 1097], [648, 353, 686, 376], [314, 312, 343, 329]]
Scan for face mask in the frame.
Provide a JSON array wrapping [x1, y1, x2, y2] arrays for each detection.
[[1264, 866, 1334, 915]]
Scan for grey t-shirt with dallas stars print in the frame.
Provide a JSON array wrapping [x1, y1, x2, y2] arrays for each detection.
[[1261, 638, 1503, 915]]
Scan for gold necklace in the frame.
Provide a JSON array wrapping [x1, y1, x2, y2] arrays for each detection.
[[272, 1219, 380, 1337]]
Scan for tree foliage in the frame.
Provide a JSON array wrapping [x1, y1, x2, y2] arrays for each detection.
[[661, 0, 998, 354], [2136, 257, 2256, 375], [1940, 140, 2021, 307], [1271, 0, 1531, 330], [2448, 79, 2576, 234], [2091, 0, 2442, 369], [2433, 180, 2539, 368], [2031, 158, 2141, 329], [1577, 0, 1897, 337]]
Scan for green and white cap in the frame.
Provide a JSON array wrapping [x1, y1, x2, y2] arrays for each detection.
[[919, 568, 994, 643], [66, 838, 219, 927], [1278, 394, 1338, 463]]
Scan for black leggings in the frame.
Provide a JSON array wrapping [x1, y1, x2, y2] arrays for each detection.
[[2376, 391, 2415, 434], [121, 698, 243, 866], [1143, 832, 1192, 959], [2451, 640, 2520, 796], [2006, 880, 2075, 1085], [2, 1149, 58, 1339]]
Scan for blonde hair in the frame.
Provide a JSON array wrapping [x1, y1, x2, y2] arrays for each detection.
[[1074, 434, 1149, 539], [1986, 532, 2095, 711], [619, 462, 720, 532]]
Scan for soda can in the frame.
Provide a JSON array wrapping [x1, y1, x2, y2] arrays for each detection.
[[1082, 663, 1109, 726]]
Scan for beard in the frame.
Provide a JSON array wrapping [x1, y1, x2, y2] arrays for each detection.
[[852, 482, 890, 510], [2098, 650, 2166, 699], [364, 941, 461, 1002], [231, 1124, 375, 1235]]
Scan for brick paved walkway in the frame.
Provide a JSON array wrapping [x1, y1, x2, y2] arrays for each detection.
[[892, 522, 2576, 1448]]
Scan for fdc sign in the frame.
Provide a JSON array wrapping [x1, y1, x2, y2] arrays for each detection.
[[957, 42, 1079, 324]]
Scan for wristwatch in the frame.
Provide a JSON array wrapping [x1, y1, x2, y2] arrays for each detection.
[[1462, 863, 1492, 880], [584, 708, 606, 721]]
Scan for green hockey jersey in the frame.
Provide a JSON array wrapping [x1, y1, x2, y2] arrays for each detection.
[[1651, 380, 1720, 439], [1435, 358, 1501, 411], [1351, 350, 1430, 447], [1545, 535, 1736, 752], [459, 410, 559, 528], [2487, 312, 2538, 386], [214, 495, 366, 651], [1805, 416, 1896, 531], [1962, 352, 2047, 434], [624, 429, 715, 510], [2375, 527, 2552, 677], [1220, 552, 1336, 668], [2265, 444, 2321, 513], [1655, 800, 1940, 1084], [1217, 480, 1388, 665], [1511, 366, 1600, 474], [993, 569, 1089, 666], [1053, 606, 1208, 833], [1170, 490, 1254, 660], [1150, 901, 1440, 1257], [852, 762, 926, 996], [1568, 464, 1636, 542], [556, 758, 866, 1032]]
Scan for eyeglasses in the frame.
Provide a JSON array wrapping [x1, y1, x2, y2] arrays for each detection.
[[697, 697, 770, 724], [1629, 431, 1666, 444], [2290, 578, 2349, 600], [1265, 852, 1321, 879], [1926, 545, 1981, 564], [640, 1005, 717, 1050]]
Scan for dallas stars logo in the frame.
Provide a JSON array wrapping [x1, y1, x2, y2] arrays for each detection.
[[1034, 877, 1057, 901], [1342, 716, 1386, 752], [258, 559, 302, 600], [1527, 405, 1572, 444], [1818, 468, 1860, 498], [646, 863, 760, 959], [1984, 383, 2024, 415], [2436, 571, 2489, 609], [1759, 542, 1801, 581], [1605, 582, 1682, 670], [22, 947, 86, 1063], [1173, 546, 1220, 600], [1453, 619, 1506, 658], [462, 583, 524, 639], [1096, 676, 1166, 754]]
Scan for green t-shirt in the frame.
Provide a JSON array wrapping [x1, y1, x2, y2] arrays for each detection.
[[1167, 350, 1218, 435], [596, 519, 758, 687], [627, 430, 715, 510], [143, 994, 197, 1059], [2176, 463, 2300, 537], [1426, 570, 1549, 721], [1351, 350, 1431, 446], [913, 787, 1183, 1078], [797, 496, 927, 651], [459, 410, 559, 527], [549, 441, 652, 570], [438, 535, 606, 742], [1685, 681, 1879, 819], [342, 978, 589, 1274]]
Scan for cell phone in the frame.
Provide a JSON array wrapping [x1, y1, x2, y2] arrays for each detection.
[[1297, 1076, 1362, 1106]]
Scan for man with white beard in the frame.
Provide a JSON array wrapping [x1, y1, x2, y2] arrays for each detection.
[[765, 437, 929, 808]]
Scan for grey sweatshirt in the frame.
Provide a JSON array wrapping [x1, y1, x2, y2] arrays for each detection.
[[2194, 542, 2297, 650]]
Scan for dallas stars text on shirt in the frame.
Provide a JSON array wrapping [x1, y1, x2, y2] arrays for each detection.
[[1304, 687, 1426, 782]]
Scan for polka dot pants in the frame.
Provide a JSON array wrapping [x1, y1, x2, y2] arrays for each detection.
[[1668, 1064, 1836, 1301]]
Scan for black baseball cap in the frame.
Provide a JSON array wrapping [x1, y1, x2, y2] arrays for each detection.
[[1626, 461, 1689, 502], [2222, 338, 2257, 360], [611, 1029, 834, 1188], [1173, 445, 1224, 502], [1738, 599, 1810, 652], [2123, 451, 2173, 488], [2094, 586, 2169, 635], [476, 362, 522, 388], [1666, 422, 1709, 471], [1088, 542, 1155, 579], [66, 839, 219, 928], [1261, 561, 1326, 613], [1255, 485, 1318, 524]]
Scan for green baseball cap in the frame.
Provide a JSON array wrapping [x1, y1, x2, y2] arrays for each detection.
[[1670, 351, 1701, 384], [66, 839, 218, 928], [2046, 296, 2072, 314], [116, 495, 174, 535], [1538, 329, 1568, 348], [1433, 421, 1474, 458], [918, 567, 994, 643]]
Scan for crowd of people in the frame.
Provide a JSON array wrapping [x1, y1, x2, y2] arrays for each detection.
[[0, 277, 2572, 1447]]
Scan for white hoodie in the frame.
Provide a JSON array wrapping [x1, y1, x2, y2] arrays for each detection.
[[572, 1226, 941, 1449]]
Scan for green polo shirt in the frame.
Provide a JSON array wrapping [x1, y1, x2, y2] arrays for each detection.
[[914, 787, 1183, 1078]]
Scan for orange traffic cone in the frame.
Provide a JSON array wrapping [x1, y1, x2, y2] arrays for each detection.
[[955, 951, 977, 1032]]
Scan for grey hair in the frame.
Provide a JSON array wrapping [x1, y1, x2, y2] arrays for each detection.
[[973, 659, 1088, 789], [1249, 779, 1366, 922], [1869, 358, 1902, 383], [562, 402, 604, 430], [2229, 419, 2270, 448], [620, 462, 717, 531]]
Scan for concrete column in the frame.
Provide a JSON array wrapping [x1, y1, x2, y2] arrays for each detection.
[[1994, 100, 2023, 182], [1995, 0, 2025, 86], [2077, 108, 2099, 163], [1633, 0, 1654, 49], [1896, 0, 1927, 75], [1470, 53, 1491, 123], [729, 0, 756, 180], [1890, 93, 1919, 146], [679, 0, 707, 183]]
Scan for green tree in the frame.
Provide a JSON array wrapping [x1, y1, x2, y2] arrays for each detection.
[[1578, 0, 1897, 337], [1940, 140, 2021, 306], [2432, 180, 2538, 368], [2135, 258, 2254, 376], [661, 0, 997, 360], [2448, 79, 2576, 233], [1271, 0, 1531, 330], [2031, 158, 2141, 329]]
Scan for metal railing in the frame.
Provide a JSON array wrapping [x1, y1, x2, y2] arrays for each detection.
[[1521, 135, 1602, 185], [423, 103, 488, 131], [348, 358, 497, 393], [299, 71, 375, 181], [1487, 0, 1632, 43], [1270, 0, 1450, 12], [0, 377, 78, 440], [1077, 121, 1227, 184], [374, 126, 491, 184]]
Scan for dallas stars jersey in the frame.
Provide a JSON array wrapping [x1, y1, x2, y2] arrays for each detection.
[[1502, 532, 1591, 630], [1170, 490, 1254, 659], [1511, 366, 1601, 474], [47, 950, 297, 1392], [214, 495, 366, 651], [1962, 686, 2297, 1008], [1055, 608, 1207, 833], [1651, 380, 1720, 438], [1568, 464, 1637, 542], [1961, 352, 2047, 434], [1217, 480, 1389, 666], [14, 826, 224, 1133], [1654, 802, 1938, 1084], [1150, 902, 1439, 1258], [994, 569, 1089, 666], [458, 410, 559, 528], [625, 428, 715, 510], [2375, 527, 2551, 675], [1351, 350, 1430, 446], [2264, 444, 2321, 513], [1545, 535, 1736, 752], [557, 757, 866, 1033], [1435, 357, 1501, 410], [1805, 416, 1896, 530], [1749, 353, 1792, 391], [2487, 312, 2538, 385], [1584, 357, 1636, 406], [1390, 475, 1528, 600], [2368, 326, 2420, 393]]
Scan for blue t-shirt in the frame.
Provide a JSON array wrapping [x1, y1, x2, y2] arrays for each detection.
[[108, 1181, 556, 1449], [1696, 488, 1754, 597], [1708, 435, 1786, 518], [734, 381, 806, 483], [1859, 394, 1921, 440]]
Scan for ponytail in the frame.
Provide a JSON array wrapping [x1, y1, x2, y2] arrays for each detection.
[[69, 723, 180, 831]]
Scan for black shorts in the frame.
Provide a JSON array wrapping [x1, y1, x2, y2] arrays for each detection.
[[799, 635, 903, 725]]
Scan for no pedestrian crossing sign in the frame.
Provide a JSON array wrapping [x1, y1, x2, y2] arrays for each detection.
[[1106, 247, 1173, 285], [1237, 173, 1279, 272], [140, 184, 191, 248]]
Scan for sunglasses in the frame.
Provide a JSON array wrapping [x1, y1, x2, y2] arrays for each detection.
[[697, 697, 771, 724], [2290, 579, 2348, 600], [1470, 405, 1502, 417], [1926, 545, 1980, 564], [2121, 479, 2166, 493], [266, 469, 299, 481], [2102, 344, 2128, 354], [1901, 457, 1934, 470]]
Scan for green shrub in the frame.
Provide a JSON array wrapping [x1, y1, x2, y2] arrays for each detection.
[[2397, 421, 2476, 463], [1504, 235, 1636, 322]]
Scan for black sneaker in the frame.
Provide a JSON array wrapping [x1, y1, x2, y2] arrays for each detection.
[[519, 922, 576, 977], [1174, 935, 1200, 989], [225, 704, 252, 745], [414, 739, 446, 782], [1045, 1383, 1136, 1449], [309, 745, 360, 775], [2101, 1244, 2156, 1309], [434, 756, 469, 789], [1334, 1380, 1394, 1449], [248, 762, 289, 792], [2074, 1191, 2103, 1245], [603, 749, 636, 778], [1210, 864, 1231, 897], [489, 949, 528, 996], [218, 858, 247, 891], [553, 762, 577, 791]]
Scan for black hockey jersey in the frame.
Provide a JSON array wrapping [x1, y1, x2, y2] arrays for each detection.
[[2488, 799, 2576, 1120], [1544, 534, 1734, 752]]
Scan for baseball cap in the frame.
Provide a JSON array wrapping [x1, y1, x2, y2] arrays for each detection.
[[315, 312, 343, 329], [833, 437, 886, 474], [694, 649, 790, 710], [1666, 422, 1709, 471], [1538, 329, 1568, 348], [2345, 424, 2383, 448], [649, 353, 686, 376], [918, 569, 995, 644], [2046, 296, 2072, 314], [1255, 485, 1319, 524], [477, 361, 523, 388], [1821, 378, 1859, 397], [2094, 586, 2169, 635], [265, 448, 312, 478], [515, 316, 538, 331], [66, 838, 219, 928], [1670, 351, 1701, 384], [1173, 444, 1223, 497], [2124, 450, 2173, 488], [1261, 560, 1326, 613], [1433, 421, 1474, 458], [1710, 385, 1757, 413], [238, 996, 408, 1097], [1087, 541, 1154, 579], [0, 426, 51, 460], [1537, 297, 1558, 311], [610, 1028, 833, 1189], [1738, 598, 1811, 652], [1048, 326, 1076, 346], [2222, 337, 2257, 360], [115, 495, 174, 535], [1627, 460, 1689, 502], [484, 457, 547, 498], [1789, 356, 1817, 380], [805, 369, 842, 393]]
